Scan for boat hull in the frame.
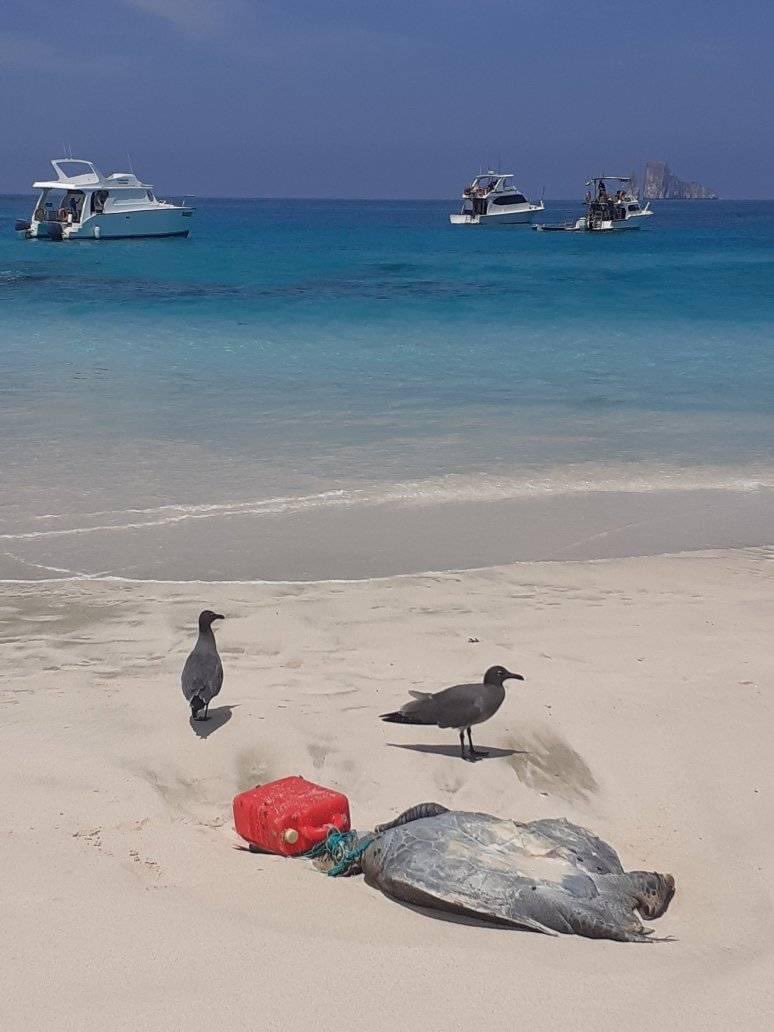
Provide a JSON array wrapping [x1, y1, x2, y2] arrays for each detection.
[[536, 211, 652, 233], [593, 218, 642, 231], [449, 208, 540, 227], [26, 207, 194, 240]]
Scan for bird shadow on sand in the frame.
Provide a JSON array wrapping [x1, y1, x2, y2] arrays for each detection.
[[190, 704, 238, 739], [387, 743, 523, 762]]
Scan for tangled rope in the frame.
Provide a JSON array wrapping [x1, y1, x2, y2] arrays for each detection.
[[305, 827, 375, 877]]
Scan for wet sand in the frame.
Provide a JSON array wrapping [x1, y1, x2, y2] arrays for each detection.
[[2, 485, 774, 581]]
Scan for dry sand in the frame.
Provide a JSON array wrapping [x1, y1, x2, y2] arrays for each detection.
[[1, 548, 772, 1030]]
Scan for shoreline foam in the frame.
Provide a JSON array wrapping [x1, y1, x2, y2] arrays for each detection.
[[2, 483, 774, 582]]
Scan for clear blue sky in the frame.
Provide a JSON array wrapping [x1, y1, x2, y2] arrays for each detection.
[[1, 0, 771, 198]]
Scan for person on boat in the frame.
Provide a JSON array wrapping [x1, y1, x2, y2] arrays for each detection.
[[58, 193, 77, 222], [598, 180, 608, 199], [69, 193, 82, 221]]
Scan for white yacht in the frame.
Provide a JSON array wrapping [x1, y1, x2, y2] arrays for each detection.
[[536, 176, 652, 232], [449, 171, 544, 226], [16, 159, 194, 240]]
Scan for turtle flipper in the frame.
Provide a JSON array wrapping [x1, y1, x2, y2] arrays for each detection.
[[373, 875, 560, 937], [429, 893, 560, 937]]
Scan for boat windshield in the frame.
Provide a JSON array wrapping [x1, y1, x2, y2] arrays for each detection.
[[52, 160, 101, 185], [464, 175, 503, 197]]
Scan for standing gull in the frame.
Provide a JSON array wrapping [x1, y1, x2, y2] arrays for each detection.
[[181, 610, 224, 721], [380, 665, 524, 761]]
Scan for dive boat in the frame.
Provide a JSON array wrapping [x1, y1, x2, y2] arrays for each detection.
[[535, 176, 652, 232], [450, 171, 544, 226], [16, 159, 194, 240]]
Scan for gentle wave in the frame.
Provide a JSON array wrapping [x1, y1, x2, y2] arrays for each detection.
[[3, 467, 774, 542]]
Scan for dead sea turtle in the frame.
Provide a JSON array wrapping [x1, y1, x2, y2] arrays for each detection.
[[354, 803, 674, 942]]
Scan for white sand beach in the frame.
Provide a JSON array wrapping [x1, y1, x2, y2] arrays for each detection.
[[1, 548, 772, 1031]]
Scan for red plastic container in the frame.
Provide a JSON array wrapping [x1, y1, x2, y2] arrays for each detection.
[[233, 775, 350, 856]]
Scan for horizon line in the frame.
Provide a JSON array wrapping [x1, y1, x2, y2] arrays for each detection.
[[2, 192, 772, 202]]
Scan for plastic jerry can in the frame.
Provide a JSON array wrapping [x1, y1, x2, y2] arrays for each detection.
[[233, 775, 351, 856]]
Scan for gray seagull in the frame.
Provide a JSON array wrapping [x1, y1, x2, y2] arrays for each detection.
[[181, 610, 224, 721], [380, 665, 524, 761]]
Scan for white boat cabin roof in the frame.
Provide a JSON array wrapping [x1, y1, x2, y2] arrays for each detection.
[[33, 159, 151, 191], [585, 175, 632, 187], [470, 171, 514, 187]]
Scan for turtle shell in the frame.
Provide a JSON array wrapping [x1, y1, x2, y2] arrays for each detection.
[[360, 810, 674, 942]]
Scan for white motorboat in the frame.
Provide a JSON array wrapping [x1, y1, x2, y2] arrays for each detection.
[[449, 171, 544, 226], [535, 176, 652, 232], [16, 159, 194, 240]]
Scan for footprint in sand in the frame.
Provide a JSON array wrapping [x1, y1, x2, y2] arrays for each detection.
[[128, 848, 161, 877], [433, 766, 465, 796], [135, 765, 230, 828], [307, 741, 331, 770], [73, 827, 106, 853], [234, 746, 275, 792]]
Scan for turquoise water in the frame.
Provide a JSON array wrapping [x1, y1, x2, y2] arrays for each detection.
[[1, 197, 773, 579]]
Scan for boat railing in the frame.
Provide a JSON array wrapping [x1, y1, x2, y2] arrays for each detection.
[[588, 198, 628, 223]]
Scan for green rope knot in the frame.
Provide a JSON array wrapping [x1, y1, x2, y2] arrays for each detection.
[[306, 827, 375, 877]]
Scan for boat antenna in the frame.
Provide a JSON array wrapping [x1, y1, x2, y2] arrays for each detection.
[[126, 151, 135, 174]]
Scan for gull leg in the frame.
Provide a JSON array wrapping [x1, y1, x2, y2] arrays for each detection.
[[458, 729, 468, 760], [467, 727, 488, 758]]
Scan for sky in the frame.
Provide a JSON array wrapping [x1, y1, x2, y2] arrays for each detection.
[[1, 0, 772, 198]]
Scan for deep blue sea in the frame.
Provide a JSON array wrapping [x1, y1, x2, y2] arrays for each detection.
[[1, 196, 773, 579]]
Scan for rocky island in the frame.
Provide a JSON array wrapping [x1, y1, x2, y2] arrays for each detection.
[[642, 161, 718, 199]]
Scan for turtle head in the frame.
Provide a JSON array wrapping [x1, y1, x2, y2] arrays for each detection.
[[484, 665, 525, 686], [630, 872, 675, 919]]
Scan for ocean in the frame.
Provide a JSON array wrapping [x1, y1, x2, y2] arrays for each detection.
[[1, 196, 773, 580]]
